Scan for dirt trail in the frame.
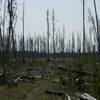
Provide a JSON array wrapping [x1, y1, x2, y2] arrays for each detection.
[[25, 81, 46, 100], [25, 88, 35, 100], [25, 80, 67, 100]]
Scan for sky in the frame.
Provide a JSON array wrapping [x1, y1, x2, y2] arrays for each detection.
[[0, 0, 100, 40]]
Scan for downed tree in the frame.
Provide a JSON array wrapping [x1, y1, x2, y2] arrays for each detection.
[[76, 93, 97, 100], [45, 90, 65, 96]]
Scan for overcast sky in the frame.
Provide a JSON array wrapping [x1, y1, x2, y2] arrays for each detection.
[[1, 0, 100, 40]]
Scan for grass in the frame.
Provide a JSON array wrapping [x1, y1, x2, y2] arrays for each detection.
[[29, 80, 68, 100], [0, 58, 68, 100], [0, 82, 33, 100], [0, 56, 100, 99]]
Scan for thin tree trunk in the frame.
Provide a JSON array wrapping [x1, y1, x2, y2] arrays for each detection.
[[93, 0, 100, 55], [47, 9, 50, 59]]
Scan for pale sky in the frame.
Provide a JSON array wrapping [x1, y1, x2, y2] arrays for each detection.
[[1, 0, 100, 40]]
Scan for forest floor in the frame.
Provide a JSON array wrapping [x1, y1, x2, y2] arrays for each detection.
[[0, 58, 99, 100], [25, 80, 68, 100]]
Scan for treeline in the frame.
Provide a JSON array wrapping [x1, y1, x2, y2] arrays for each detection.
[[0, 0, 100, 57]]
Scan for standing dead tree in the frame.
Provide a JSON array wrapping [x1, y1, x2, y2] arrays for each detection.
[[88, 9, 97, 46], [6, 0, 17, 58], [52, 8, 56, 60], [0, 27, 2, 52], [72, 33, 75, 54], [88, 9, 98, 93], [93, 0, 100, 55], [42, 35, 46, 53], [83, 0, 86, 53], [77, 33, 83, 93], [29, 36, 33, 52], [93, 1, 100, 98], [22, 1, 25, 62], [0, 0, 6, 79], [47, 9, 50, 60], [78, 0, 86, 94], [3, 0, 7, 48], [62, 25, 65, 58], [68, 39, 72, 90]]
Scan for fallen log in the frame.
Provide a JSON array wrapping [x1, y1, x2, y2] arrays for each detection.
[[0, 73, 8, 85], [57, 65, 66, 70], [53, 79, 60, 82], [66, 94, 71, 100], [76, 93, 97, 100], [7, 80, 17, 87], [80, 93, 97, 100], [0, 79, 8, 85], [14, 76, 23, 83], [45, 90, 65, 96], [73, 70, 93, 76]]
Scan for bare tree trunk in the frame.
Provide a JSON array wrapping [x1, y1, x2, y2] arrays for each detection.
[[7, 0, 17, 57], [52, 8, 56, 60], [93, 0, 100, 55], [47, 9, 50, 60], [83, 0, 86, 53], [62, 25, 65, 58], [22, 1, 25, 62]]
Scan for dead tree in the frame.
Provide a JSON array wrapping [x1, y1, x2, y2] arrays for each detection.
[[22, 1, 25, 62], [72, 33, 75, 54], [26, 37, 28, 52], [93, 1, 100, 96], [55, 32, 59, 53], [58, 29, 61, 53], [78, 0, 86, 94], [42, 35, 46, 53], [2, 0, 7, 60], [93, 0, 100, 55], [19, 36, 23, 52], [52, 8, 56, 59], [77, 33, 82, 92], [0, 27, 3, 53], [3, 0, 7, 45], [34, 35, 37, 53], [29, 36, 33, 52], [62, 25, 65, 58], [7, 0, 17, 59], [47, 9, 50, 60], [68, 39, 72, 90], [88, 9, 98, 92], [83, 0, 86, 53], [88, 9, 97, 41], [0, 3, 6, 78]]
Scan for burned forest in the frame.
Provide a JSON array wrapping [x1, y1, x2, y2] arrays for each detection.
[[0, 0, 100, 100]]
